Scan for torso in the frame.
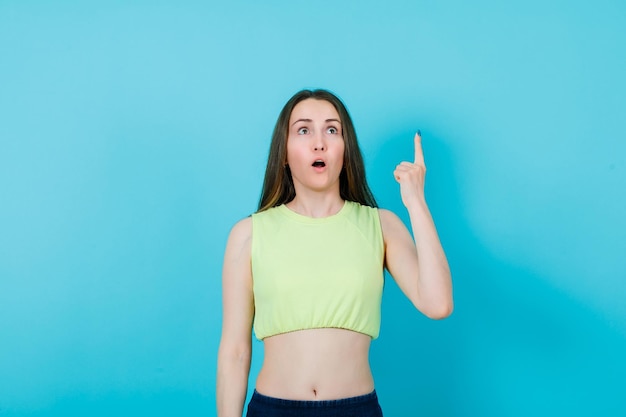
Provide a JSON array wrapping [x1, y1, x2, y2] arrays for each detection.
[[250, 200, 383, 401], [255, 328, 374, 400], [251, 202, 384, 340]]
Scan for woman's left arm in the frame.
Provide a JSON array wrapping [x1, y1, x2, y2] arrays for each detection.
[[380, 132, 453, 319]]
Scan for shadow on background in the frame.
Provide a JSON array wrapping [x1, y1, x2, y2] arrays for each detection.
[[367, 128, 626, 416]]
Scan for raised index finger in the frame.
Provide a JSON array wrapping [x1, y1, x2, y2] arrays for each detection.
[[414, 130, 425, 166]]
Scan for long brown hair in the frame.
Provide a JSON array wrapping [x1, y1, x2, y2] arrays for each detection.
[[258, 89, 377, 212]]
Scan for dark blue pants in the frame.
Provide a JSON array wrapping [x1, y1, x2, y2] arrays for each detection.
[[246, 390, 383, 417]]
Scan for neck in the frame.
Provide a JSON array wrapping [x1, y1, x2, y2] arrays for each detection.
[[286, 193, 345, 218]]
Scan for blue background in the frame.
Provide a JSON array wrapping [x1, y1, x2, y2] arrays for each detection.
[[1, 1, 625, 416]]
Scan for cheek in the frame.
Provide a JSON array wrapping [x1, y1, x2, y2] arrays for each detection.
[[286, 143, 304, 165], [285, 139, 295, 161], [337, 143, 346, 165]]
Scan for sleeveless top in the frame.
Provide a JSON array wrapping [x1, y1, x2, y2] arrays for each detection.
[[251, 200, 385, 340]]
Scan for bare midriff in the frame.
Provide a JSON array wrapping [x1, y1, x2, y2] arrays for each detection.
[[255, 328, 374, 401]]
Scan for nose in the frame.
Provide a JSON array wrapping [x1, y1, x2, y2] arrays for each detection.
[[313, 132, 326, 151]]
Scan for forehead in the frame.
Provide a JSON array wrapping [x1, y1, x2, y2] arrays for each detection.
[[289, 99, 340, 123]]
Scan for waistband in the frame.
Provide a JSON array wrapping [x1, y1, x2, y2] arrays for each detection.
[[250, 389, 379, 408]]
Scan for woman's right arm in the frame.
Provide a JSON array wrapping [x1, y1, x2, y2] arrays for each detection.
[[217, 217, 254, 417]]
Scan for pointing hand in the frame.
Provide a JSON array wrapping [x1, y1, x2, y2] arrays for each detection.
[[393, 131, 427, 208]]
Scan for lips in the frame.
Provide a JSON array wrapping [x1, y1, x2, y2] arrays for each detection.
[[312, 159, 326, 168]]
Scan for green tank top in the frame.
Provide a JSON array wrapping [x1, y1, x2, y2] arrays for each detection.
[[251, 200, 384, 340]]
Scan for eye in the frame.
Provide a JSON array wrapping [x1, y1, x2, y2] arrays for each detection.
[[327, 126, 339, 134], [297, 127, 309, 135]]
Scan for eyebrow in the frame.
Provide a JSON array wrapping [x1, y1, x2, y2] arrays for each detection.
[[291, 118, 342, 126]]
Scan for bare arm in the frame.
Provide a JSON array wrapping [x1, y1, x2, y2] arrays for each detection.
[[217, 217, 254, 417], [381, 132, 453, 319]]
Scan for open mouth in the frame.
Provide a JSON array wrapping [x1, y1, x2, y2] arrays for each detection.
[[312, 160, 326, 168]]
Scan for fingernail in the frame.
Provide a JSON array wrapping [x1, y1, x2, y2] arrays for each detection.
[[417, 129, 422, 137]]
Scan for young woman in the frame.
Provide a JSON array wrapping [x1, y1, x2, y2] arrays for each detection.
[[217, 89, 453, 416]]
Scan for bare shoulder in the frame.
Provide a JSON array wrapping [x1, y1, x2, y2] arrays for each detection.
[[224, 216, 253, 263], [229, 216, 252, 242], [377, 208, 409, 241], [378, 208, 401, 224]]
